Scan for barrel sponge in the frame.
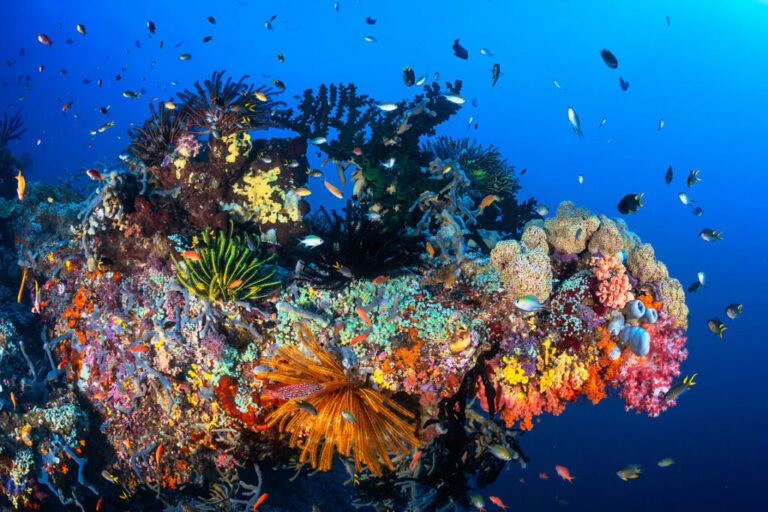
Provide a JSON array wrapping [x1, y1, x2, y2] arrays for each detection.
[[543, 201, 600, 255], [588, 216, 624, 256], [490, 240, 553, 303], [521, 224, 548, 254], [626, 243, 669, 284], [657, 277, 688, 328]]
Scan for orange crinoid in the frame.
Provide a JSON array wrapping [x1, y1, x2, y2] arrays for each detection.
[[257, 324, 421, 476]]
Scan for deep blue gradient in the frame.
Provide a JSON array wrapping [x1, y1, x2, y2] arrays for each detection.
[[2, 1, 766, 510]]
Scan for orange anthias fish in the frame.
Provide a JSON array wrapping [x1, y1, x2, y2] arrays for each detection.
[[408, 450, 423, 471], [426, 241, 435, 259], [489, 496, 507, 509], [38, 34, 52, 46], [182, 250, 201, 261], [323, 179, 343, 199], [10, 391, 17, 409], [15, 170, 25, 200], [355, 306, 372, 327], [86, 168, 103, 180], [252, 493, 268, 510], [373, 275, 389, 285], [555, 465, 575, 484], [228, 279, 243, 289], [128, 345, 150, 353], [476, 194, 499, 215], [350, 332, 369, 344], [61, 101, 73, 112], [539, 472, 549, 480], [155, 444, 163, 467]]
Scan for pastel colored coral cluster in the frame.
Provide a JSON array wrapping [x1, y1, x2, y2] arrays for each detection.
[[591, 255, 634, 308]]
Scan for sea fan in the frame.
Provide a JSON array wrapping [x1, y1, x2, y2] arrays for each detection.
[[257, 323, 421, 476]]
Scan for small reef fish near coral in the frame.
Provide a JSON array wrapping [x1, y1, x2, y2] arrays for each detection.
[[0, 2, 751, 511]]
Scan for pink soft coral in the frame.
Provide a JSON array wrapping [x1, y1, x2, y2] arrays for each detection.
[[611, 313, 688, 416], [591, 256, 634, 309]]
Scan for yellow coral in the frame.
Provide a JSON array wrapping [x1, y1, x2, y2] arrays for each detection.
[[501, 356, 529, 386], [231, 166, 301, 225], [224, 132, 252, 163]]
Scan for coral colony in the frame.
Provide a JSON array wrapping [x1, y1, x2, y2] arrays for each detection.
[[0, 72, 688, 510]]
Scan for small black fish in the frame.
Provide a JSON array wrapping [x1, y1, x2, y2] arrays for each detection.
[[691, 206, 703, 217], [207, 16, 216, 24], [472, 98, 478, 107], [99, 107, 109, 114], [402, 66, 415, 87], [270, 14, 277, 21], [147, 21, 156, 34], [600, 49, 618, 68], [159, 40, 164, 49], [98, 78, 103, 87], [19, 47, 25, 56], [665, 165, 673, 184], [115, 74, 121, 81], [203, 36, 213, 43], [272, 79, 286, 91], [366, 16, 376, 25], [82, 78, 91, 84], [666, 16, 671, 26], [163, 321, 176, 330], [65, 38, 74, 44], [276, 53, 284, 62], [619, 77, 629, 91], [617, 193, 644, 214], [175, 41, 184, 48], [296, 400, 317, 416], [474, 123, 478, 129], [687, 169, 701, 187], [452, 39, 468, 59], [520, 168, 527, 175], [491, 63, 500, 87], [688, 281, 702, 293], [135, 40, 141, 48]]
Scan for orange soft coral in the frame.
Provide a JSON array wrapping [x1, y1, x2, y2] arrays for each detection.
[[583, 365, 607, 404]]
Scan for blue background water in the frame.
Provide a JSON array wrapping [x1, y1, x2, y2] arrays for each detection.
[[2, 0, 766, 510]]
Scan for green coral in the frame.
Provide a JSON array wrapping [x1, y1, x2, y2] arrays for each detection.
[[173, 221, 278, 302]]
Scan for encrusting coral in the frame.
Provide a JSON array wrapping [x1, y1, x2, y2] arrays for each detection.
[[490, 239, 552, 303]]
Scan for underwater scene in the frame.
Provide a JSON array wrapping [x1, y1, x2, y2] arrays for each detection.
[[0, 0, 766, 510]]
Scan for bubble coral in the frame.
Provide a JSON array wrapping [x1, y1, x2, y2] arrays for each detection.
[[626, 243, 669, 284], [587, 216, 624, 256], [256, 324, 421, 476], [657, 277, 689, 328], [490, 239, 552, 303], [543, 201, 600, 255]]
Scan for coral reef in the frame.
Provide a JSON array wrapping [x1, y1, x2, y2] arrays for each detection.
[[0, 69, 690, 512]]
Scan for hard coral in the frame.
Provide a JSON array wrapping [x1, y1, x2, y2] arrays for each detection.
[[490, 239, 552, 303], [588, 215, 624, 256], [626, 243, 669, 284], [257, 324, 421, 476], [657, 277, 688, 328], [591, 255, 634, 309], [543, 201, 600, 255]]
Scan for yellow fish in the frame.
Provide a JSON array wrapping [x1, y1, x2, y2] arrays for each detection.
[[426, 241, 435, 260], [294, 187, 312, 197], [254, 91, 268, 102]]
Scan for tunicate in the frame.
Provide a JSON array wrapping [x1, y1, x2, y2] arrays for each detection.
[[642, 307, 658, 324], [625, 299, 646, 319], [620, 325, 650, 357]]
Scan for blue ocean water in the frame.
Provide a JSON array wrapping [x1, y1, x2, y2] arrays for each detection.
[[1, 0, 766, 510]]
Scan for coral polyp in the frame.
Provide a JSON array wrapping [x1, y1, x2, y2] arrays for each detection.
[[257, 324, 421, 476], [173, 221, 278, 302]]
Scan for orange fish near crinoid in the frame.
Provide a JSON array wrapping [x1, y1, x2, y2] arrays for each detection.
[[555, 465, 575, 484]]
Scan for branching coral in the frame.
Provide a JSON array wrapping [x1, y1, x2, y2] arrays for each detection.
[[177, 70, 278, 139], [127, 102, 186, 166], [257, 324, 421, 476], [0, 109, 26, 146], [173, 221, 278, 302]]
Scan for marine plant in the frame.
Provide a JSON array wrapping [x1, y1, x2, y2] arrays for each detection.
[[424, 136, 520, 197], [173, 221, 278, 302], [0, 109, 26, 146], [177, 70, 278, 139], [287, 201, 425, 289], [127, 102, 186, 166], [257, 323, 421, 476]]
